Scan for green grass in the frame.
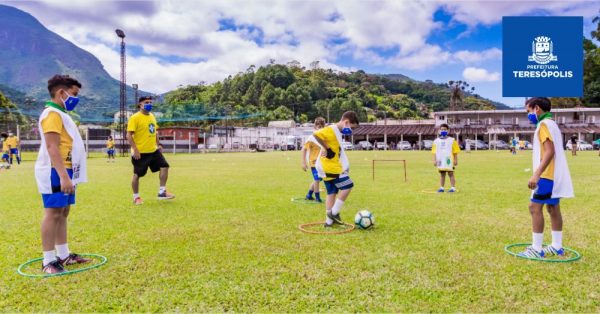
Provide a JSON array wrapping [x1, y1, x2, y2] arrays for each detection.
[[2, 150, 600, 312]]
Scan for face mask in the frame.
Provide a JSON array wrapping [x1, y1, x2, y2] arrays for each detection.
[[341, 127, 353, 135], [440, 130, 448, 137], [143, 103, 153, 112], [61, 91, 80, 111], [527, 112, 538, 124]]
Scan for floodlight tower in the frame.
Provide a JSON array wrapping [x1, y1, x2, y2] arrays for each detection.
[[116, 29, 126, 156]]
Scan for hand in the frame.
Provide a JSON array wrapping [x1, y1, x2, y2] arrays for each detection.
[[158, 145, 163, 152], [60, 175, 75, 194], [528, 175, 540, 190], [454, 160, 458, 167], [302, 163, 308, 171], [433, 161, 437, 167], [325, 148, 336, 159], [132, 149, 141, 160]]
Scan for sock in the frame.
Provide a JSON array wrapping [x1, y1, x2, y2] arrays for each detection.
[[532, 232, 544, 252], [16, 156, 20, 164], [56, 243, 70, 260], [159, 186, 166, 194], [551, 231, 563, 250], [43, 250, 56, 266], [440, 186, 444, 190], [315, 192, 321, 201], [325, 210, 333, 225], [133, 193, 140, 200], [331, 199, 345, 215], [9, 157, 12, 164], [307, 190, 314, 198]]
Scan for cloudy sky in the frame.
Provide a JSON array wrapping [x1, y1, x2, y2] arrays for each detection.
[[2, 0, 599, 107]]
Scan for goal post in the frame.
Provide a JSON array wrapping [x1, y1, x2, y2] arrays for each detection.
[[372, 159, 407, 182]]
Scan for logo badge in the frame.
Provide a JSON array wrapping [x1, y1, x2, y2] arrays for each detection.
[[149, 123, 156, 134], [528, 36, 557, 65]]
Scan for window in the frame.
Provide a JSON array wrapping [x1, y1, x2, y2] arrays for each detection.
[[438, 115, 445, 120]]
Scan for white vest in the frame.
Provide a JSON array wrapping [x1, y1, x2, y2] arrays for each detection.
[[532, 119, 574, 198], [35, 107, 88, 194], [433, 137, 456, 171]]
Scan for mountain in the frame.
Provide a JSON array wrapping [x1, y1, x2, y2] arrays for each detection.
[[0, 4, 142, 120]]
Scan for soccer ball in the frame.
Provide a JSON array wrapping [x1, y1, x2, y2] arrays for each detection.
[[354, 210, 374, 229]]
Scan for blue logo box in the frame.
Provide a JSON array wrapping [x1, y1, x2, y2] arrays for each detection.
[[503, 16, 583, 97]]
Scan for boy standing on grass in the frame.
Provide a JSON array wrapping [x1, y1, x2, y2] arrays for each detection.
[[519, 97, 574, 258], [1, 132, 10, 167], [6, 131, 20, 165], [313, 111, 359, 227], [432, 123, 460, 193], [127, 96, 174, 205], [301, 117, 326, 202], [36, 75, 90, 274], [106, 135, 115, 162]]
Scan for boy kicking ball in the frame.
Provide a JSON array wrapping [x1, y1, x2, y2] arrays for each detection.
[[432, 123, 460, 193], [312, 111, 359, 227], [301, 117, 326, 202], [519, 97, 574, 259]]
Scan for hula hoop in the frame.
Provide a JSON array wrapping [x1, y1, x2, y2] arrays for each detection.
[[290, 197, 322, 205], [504, 243, 582, 263], [420, 189, 459, 194], [17, 254, 108, 278], [299, 222, 355, 235]]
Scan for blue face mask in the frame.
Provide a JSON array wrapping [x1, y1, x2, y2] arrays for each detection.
[[440, 130, 448, 137], [341, 127, 353, 135], [143, 103, 153, 112], [61, 91, 80, 111], [527, 112, 538, 124]]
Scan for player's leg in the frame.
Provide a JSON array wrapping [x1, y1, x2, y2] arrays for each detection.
[[150, 151, 174, 200], [55, 205, 90, 265], [41, 207, 64, 273], [305, 180, 315, 200], [448, 172, 456, 192], [544, 203, 564, 256], [438, 172, 446, 192], [14, 149, 20, 164], [323, 180, 337, 227], [518, 201, 545, 258], [328, 176, 354, 224], [132, 173, 143, 205], [314, 180, 322, 202]]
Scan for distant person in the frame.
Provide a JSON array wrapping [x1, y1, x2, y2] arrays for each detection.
[[6, 131, 20, 165], [301, 117, 326, 203], [127, 96, 175, 205], [570, 134, 577, 156], [106, 136, 115, 162], [519, 139, 525, 150], [510, 137, 518, 155], [518, 97, 573, 259], [313, 111, 359, 227], [1, 132, 10, 168], [36, 75, 90, 274], [432, 123, 460, 193]]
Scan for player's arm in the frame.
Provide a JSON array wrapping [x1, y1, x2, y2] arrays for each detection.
[[301, 146, 308, 171], [528, 139, 555, 189], [44, 132, 74, 194], [431, 143, 437, 166], [453, 140, 459, 166], [126, 131, 140, 160], [156, 134, 163, 152], [313, 133, 335, 159]]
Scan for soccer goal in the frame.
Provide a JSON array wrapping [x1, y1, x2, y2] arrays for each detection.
[[372, 159, 407, 182]]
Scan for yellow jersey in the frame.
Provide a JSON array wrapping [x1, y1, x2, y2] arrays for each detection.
[[41, 111, 73, 168], [6, 136, 18, 148], [538, 123, 555, 180], [313, 127, 341, 180], [2, 140, 8, 152], [106, 139, 115, 149], [304, 140, 321, 167], [127, 112, 158, 154]]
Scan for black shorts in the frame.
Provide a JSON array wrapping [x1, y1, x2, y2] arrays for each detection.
[[132, 150, 169, 177]]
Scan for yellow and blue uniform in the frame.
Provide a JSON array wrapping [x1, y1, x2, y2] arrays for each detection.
[[40, 109, 75, 208], [106, 139, 115, 156], [532, 123, 558, 205], [1, 139, 8, 161], [314, 127, 353, 195], [304, 140, 322, 181]]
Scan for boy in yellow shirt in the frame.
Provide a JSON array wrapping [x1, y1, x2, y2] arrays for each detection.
[[6, 132, 20, 165], [431, 123, 460, 192], [301, 117, 326, 202], [1, 132, 9, 167], [106, 136, 115, 162], [127, 96, 174, 205], [313, 111, 359, 227]]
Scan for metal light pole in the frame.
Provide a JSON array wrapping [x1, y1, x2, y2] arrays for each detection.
[[132, 83, 138, 108], [116, 29, 126, 156]]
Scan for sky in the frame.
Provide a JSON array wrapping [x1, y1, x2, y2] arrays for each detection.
[[2, 0, 599, 108]]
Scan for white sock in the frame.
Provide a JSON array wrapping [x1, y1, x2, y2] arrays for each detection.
[[43, 250, 56, 266], [331, 199, 345, 215], [133, 193, 139, 200], [440, 186, 444, 190], [551, 231, 563, 249], [56, 243, 70, 260], [159, 186, 166, 194], [532, 232, 544, 252], [325, 210, 333, 225]]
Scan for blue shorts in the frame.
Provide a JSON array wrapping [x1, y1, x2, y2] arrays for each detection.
[[324, 175, 354, 195], [41, 168, 76, 208], [107, 149, 115, 156], [310, 167, 322, 181], [531, 178, 560, 205], [10, 148, 18, 155], [1, 152, 8, 160]]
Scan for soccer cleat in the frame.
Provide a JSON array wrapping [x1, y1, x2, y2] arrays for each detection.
[[324, 222, 333, 228], [158, 191, 175, 200], [448, 187, 456, 193], [305, 196, 315, 201], [134, 197, 144, 205], [59, 253, 91, 266], [543, 245, 565, 257], [517, 246, 545, 259], [42, 260, 65, 274], [327, 212, 344, 225], [437, 188, 445, 193]]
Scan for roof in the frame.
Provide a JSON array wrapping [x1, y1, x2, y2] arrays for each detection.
[[353, 124, 600, 136]]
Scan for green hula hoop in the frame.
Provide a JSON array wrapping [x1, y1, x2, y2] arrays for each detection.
[[504, 243, 582, 263], [17, 254, 108, 278], [290, 197, 322, 205]]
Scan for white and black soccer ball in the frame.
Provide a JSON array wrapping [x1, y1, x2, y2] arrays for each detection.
[[354, 210, 374, 229]]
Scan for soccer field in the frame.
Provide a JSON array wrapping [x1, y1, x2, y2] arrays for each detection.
[[2, 150, 600, 312]]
